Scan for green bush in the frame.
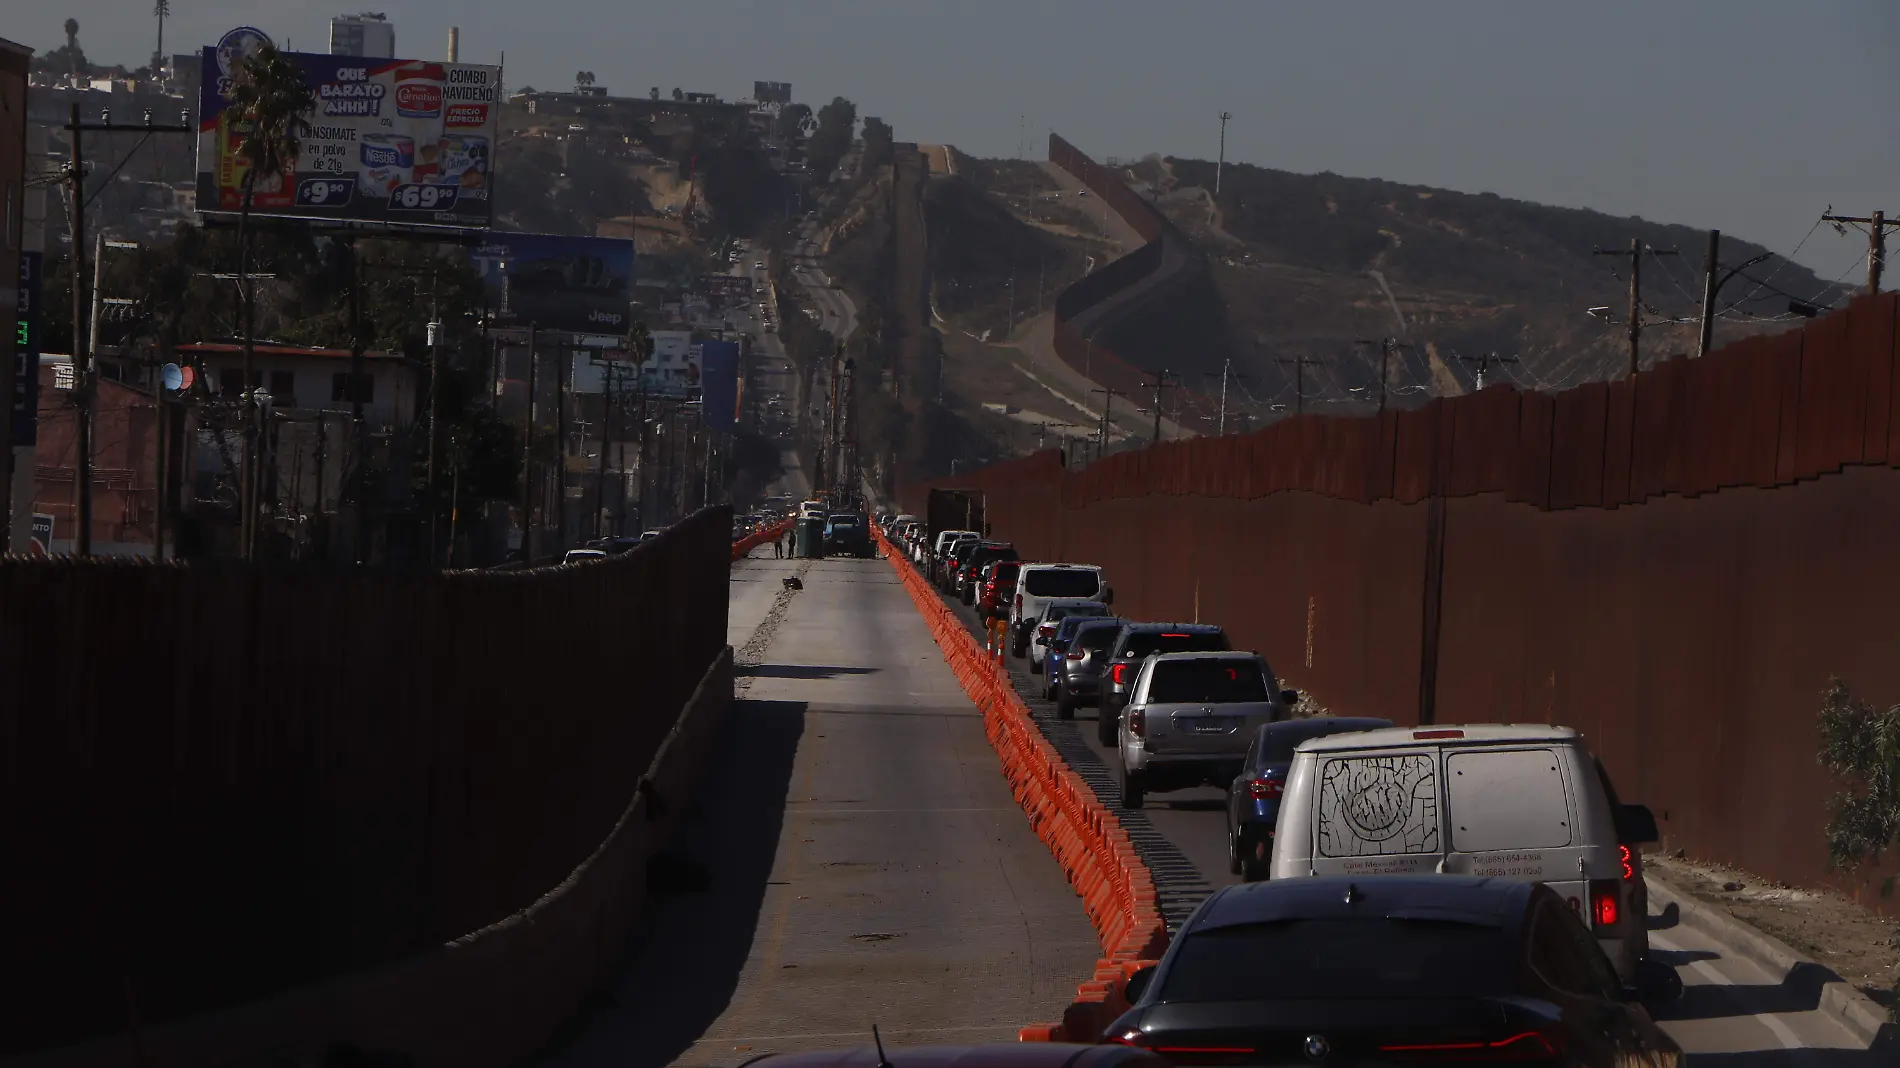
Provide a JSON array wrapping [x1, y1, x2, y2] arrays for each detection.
[[1818, 677, 1900, 885]]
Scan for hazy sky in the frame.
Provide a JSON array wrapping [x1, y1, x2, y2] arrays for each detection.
[[21, 0, 1899, 281]]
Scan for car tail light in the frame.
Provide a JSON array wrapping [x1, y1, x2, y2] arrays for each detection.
[[1619, 844, 1634, 881], [1590, 880, 1620, 928], [1110, 663, 1129, 685], [1039, 622, 1056, 636], [1015, 593, 1023, 610], [1247, 777, 1282, 800], [1413, 729, 1466, 740], [1129, 709, 1145, 738], [1381, 1030, 1562, 1061], [1066, 649, 1085, 661]]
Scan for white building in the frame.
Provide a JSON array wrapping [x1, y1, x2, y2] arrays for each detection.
[[329, 13, 395, 59]]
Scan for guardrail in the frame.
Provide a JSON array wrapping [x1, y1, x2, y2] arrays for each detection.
[[731, 520, 794, 561], [872, 527, 1165, 1042]]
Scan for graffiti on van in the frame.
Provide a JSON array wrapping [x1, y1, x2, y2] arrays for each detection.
[[1318, 753, 1440, 857]]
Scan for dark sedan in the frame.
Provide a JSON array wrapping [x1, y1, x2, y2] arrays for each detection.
[[1053, 616, 1127, 719], [743, 1044, 1165, 1068], [1225, 717, 1393, 880], [1106, 877, 1683, 1067]]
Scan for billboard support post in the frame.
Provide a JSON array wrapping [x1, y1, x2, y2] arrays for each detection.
[[426, 269, 440, 558], [348, 237, 369, 564], [520, 323, 538, 560]]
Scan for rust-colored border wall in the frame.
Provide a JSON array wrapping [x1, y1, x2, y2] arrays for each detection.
[[0, 508, 733, 1052], [903, 296, 1900, 913]]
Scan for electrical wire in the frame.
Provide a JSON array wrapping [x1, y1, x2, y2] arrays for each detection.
[[81, 131, 154, 210]]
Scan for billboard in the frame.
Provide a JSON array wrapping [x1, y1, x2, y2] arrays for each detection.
[[196, 42, 501, 226], [640, 331, 700, 397], [698, 341, 739, 432], [12, 252, 41, 447], [698, 273, 753, 302], [754, 81, 792, 105], [473, 233, 635, 335]]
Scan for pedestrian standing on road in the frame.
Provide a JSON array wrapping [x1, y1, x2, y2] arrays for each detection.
[[773, 528, 784, 558]]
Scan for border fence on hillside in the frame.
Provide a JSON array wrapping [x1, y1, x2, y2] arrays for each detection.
[[905, 295, 1900, 915]]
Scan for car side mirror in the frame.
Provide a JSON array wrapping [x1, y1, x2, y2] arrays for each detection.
[[1616, 804, 1661, 847], [1280, 689, 1300, 705], [1623, 957, 1683, 1008], [1123, 964, 1157, 1004]]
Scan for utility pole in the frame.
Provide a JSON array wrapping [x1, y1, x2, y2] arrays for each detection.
[[62, 104, 190, 556], [1354, 338, 1414, 413], [1697, 229, 1721, 361], [1594, 238, 1678, 378], [1456, 351, 1518, 390], [1141, 367, 1176, 443], [1278, 354, 1322, 415], [1820, 209, 1896, 295], [424, 269, 441, 558], [519, 324, 538, 561], [1091, 387, 1123, 453], [347, 238, 370, 564], [1215, 111, 1232, 197], [593, 359, 614, 539], [555, 337, 569, 551]]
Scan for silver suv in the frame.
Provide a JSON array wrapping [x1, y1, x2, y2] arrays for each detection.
[[1116, 651, 1297, 809]]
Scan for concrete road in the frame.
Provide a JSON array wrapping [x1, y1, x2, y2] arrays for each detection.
[[920, 575, 1887, 1062], [543, 552, 1102, 1068]]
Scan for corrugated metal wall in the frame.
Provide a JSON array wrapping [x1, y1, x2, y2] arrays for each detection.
[[904, 295, 1900, 912], [0, 507, 732, 1051]]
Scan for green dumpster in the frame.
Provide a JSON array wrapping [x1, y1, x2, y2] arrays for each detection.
[[795, 516, 827, 558]]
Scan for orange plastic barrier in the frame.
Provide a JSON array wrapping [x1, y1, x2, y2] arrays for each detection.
[[872, 528, 1167, 1043], [731, 521, 794, 561]]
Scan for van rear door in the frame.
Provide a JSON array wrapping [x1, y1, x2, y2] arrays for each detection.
[[1308, 745, 1447, 877]]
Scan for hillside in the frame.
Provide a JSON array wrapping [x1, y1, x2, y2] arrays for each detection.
[[1138, 155, 1851, 411]]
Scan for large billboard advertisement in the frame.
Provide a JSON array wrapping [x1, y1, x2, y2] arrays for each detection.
[[754, 81, 792, 105], [473, 233, 635, 335], [196, 39, 501, 227], [698, 341, 739, 431]]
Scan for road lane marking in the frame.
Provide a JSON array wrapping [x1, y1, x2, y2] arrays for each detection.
[[1651, 931, 1801, 1050]]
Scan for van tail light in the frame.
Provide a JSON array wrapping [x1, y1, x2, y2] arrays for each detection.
[[1589, 879, 1621, 928], [1247, 777, 1283, 800], [1110, 663, 1129, 685], [1066, 649, 1085, 660], [1129, 709, 1145, 738], [1015, 594, 1023, 610], [1619, 844, 1634, 881], [1381, 1029, 1562, 1061]]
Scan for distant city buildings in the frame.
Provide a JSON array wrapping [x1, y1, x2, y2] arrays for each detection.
[[329, 13, 394, 59]]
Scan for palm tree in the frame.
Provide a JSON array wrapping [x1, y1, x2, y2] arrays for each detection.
[[225, 43, 313, 558], [576, 70, 595, 89]]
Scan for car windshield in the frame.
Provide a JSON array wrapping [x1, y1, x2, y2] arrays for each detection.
[[1074, 622, 1126, 652], [992, 562, 1021, 581], [1120, 630, 1230, 659], [1023, 569, 1101, 597], [1255, 720, 1396, 764], [1147, 658, 1270, 703], [1156, 919, 1517, 1002], [1048, 604, 1106, 630]]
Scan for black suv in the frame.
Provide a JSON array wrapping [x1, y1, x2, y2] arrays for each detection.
[[1096, 623, 1231, 745]]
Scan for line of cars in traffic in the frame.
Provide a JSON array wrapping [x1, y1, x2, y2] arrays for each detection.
[[870, 512, 1682, 1065]]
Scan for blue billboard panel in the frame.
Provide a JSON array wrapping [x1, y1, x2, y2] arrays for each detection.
[[699, 341, 739, 432], [472, 233, 635, 335]]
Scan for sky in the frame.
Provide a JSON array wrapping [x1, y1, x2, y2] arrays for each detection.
[[21, 0, 1900, 282]]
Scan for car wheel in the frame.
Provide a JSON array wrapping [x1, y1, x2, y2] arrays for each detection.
[[1120, 766, 1144, 809], [1029, 656, 1042, 675], [1096, 708, 1117, 747], [1241, 853, 1268, 883], [1227, 827, 1242, 875], [1055, 689, 1074, 719]]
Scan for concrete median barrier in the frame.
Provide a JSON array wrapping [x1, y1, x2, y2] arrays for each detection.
[[872, 527, 1165, 1044], [11, 649, 735, 1068]]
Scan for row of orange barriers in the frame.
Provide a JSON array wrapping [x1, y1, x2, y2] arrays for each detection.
[[731, 520, 794, 561], [872, 527, 1168, 1042]]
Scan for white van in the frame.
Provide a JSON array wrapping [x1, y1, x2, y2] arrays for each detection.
[[1268, 723, 1660, 980], [1008, 563, 1110, 657]]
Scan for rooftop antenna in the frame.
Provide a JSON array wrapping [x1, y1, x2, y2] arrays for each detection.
[[872, 1025, 893, 1068]]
